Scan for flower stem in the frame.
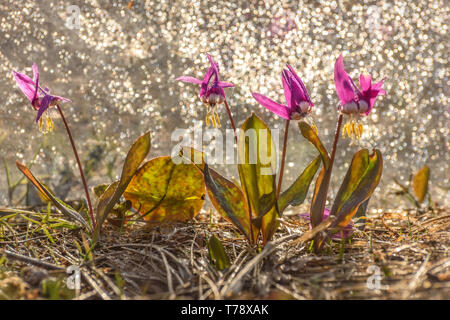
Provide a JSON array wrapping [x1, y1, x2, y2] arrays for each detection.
[[276, 119, 290, 198], [223, 99, 238, 143], [329, 114, 343, 176], [320, 113, 344, 212], [315, 113, 343, 252], [56, 104, 95, 229]]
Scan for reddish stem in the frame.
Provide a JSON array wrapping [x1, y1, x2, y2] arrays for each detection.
[[223, 99, 238, 143], [314, 113, 343, 252], [276, 119, 290, 198], [328, 114, 343, 181], [56, 104, 95, 228]]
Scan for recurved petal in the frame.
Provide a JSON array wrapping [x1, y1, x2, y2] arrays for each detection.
[[32, 63, 39, 82], [202, 66, 215, 85], [206, 53, 220, 79], [252, 92, 291, 119], [286, 64, 312, 104], [364, 79, 386, 115], [35, 94, 53, 123], [218, 81, 234, 88], [12, 70, 36, 102], [289, 73, 309, 106], [52, 95, 72, 103], [282, 69, 293, 111], [359, 74, 372, 92], [371, 78, 385, 92], [175, 76, 203, 84], [31, 64, 39, 105], [334, 55, 356, 105]]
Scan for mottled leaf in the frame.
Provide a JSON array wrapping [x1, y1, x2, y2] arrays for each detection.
[[299, 121, 331, 228], [124, 156, 205, 222], [93, 184, 110, 198], [203, 163, 254, 243], [298, 121, 330, 170], [207, 235, 230, 271], [330, 149, 383, 229], [238, 113, 278, 244], [412, 166, 429, 203], [278, 156, 321, 213], [16, 161, 90, 229], [94, 131, 151, 238], [354, 197, 370, 219], [180, 147, 255, 243]]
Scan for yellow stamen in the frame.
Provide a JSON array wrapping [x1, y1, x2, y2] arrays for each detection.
[[211, 112, 216, 127], [49, 116, 54, 132], [342, 118, 364, 141], [205, 113, 210, 126], [345, 123, 352, 138], [215, 112, 221, 128]]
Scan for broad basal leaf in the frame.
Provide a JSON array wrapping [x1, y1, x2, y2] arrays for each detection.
[[298, 121, 330, 170], [330, 149, 383, 229], [94, 131, 151, 238], [123, 156, 205, 222], [16, 162, 90, 230], [207, 235, 231, 271], [412, 165, 429, 203], [298, 121, 331, 228], [278, 156, 321, 213], [179, 147, 255, 243], [238, 113, 278, 244], [203, 163, 255, 243]]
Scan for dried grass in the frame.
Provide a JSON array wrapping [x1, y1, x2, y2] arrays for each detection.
[[0, 205, 448, 300]]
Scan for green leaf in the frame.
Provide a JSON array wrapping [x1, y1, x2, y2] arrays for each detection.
[[180, 147, 255, 243], [207, 235, 231, 271], [15, 162, 90, 230], [124, 156, 205, 222], [94, 131, 151, 238], [298, 121, 330, 170], [203, 163, 254, 243], [354, 197, 370, 219], [330, 149, 383, 229], [298, 121, 331, 228], [278, 156, 321, 213], [412, 165, 429, 203], [238, 113, 278, 244], [93, 184, 110, 197]]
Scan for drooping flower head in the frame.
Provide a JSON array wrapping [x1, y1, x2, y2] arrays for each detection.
[[334, 54, 385, 139], [252, 65, 313, 121], [176, 53, 234, 127], [12, 64, 71, 133]]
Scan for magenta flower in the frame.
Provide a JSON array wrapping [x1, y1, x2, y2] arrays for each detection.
[[334, 55, 386, 139], [252, 65, 313, 120], [12, 63, 71, 133], [176, 53, 234, 127], [300, 208, 354, 239], [334, 55, 385, 116]]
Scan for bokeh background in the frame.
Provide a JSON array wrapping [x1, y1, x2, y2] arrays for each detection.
[[0, 0, 448, 210]]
